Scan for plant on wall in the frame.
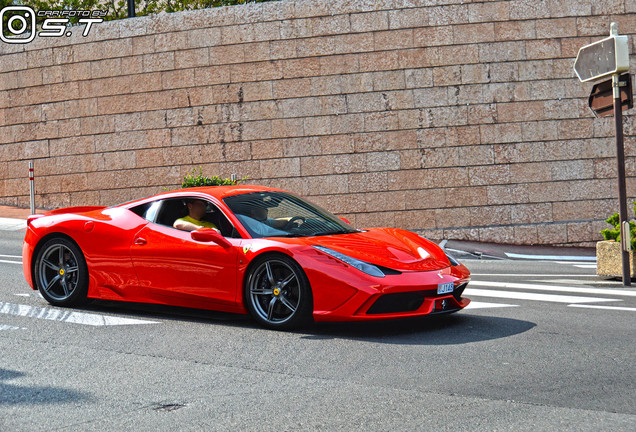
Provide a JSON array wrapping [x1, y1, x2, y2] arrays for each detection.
[[600, 201, 636, 250], [181, 167, 248, 188]]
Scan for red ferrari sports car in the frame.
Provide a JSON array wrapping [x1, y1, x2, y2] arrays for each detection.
[[23, 185, 470, 329]]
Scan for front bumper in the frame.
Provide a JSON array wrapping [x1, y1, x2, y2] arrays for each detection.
[[311, 264, 471, 322]]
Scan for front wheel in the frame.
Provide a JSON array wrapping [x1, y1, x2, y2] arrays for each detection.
[[34, 237, 89, 307], [244, 255, 313, 330]]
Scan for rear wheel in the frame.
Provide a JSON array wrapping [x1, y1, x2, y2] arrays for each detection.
[[244, 255, 312, 330], [34, 237, 88, 307]]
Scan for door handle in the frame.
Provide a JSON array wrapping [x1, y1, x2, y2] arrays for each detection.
[[134, 237, 147, 245]]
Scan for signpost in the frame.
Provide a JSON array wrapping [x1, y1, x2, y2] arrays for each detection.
[[29, 161, 35, 215], [588, 74, 633, 118], [574, 23, 632, 286]]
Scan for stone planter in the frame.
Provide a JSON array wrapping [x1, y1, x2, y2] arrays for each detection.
[[596, 240, 636, 278]]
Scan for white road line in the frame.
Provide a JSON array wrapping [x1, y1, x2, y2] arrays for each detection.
[[14, 292, 43, 299], [568, 304, 636, 312], [0, 254, 21, 259], [465, 288, 619, 304], [531, 279, 626, 286], [504, 252, 596, 261], [471, 274, 598, 277], [0, 302, 160, 326], [574, 264, 597, 269], [464, 301, 518, 310], [0, 259, 22, 265], [0, 324, 23, 331], [469, 280, 636, 297]]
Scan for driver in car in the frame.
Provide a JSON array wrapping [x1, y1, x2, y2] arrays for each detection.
[[174, 199, 220, 232], [248, 206, 289, 229]]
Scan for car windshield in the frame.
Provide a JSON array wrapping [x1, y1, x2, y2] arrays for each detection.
[[223, 191, 358, 239]]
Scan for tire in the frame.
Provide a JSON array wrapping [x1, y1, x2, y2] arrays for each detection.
[[244, 254, 313, 330], [34, 237, 89, 307]]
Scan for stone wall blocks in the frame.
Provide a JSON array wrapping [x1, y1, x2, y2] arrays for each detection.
[[0, 2, 633, 246]]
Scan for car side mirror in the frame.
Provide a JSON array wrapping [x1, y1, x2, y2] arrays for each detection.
[[339, 217, 351, 225], [191, 228, 232, 248]]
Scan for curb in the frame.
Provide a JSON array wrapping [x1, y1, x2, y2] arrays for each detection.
[[0, 217, 27, 231], [444, 239, 596, 262]]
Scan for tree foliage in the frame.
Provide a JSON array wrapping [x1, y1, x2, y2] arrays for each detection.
[[1, 0, 278, 25], [601, 202, 636, 249]]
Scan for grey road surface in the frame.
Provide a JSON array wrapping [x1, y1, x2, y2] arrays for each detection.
[[0, 230, 634, 431]]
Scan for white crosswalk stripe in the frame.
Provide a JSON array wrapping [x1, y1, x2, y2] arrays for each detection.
[[469, 280, 636, 297], [0, 254, 22, 265], [465, 279, 636, 312], [568, 304, 636, 312], [0, 302, 160, 326], [465, 301, 518, 310], [465, 288, 619, 304]]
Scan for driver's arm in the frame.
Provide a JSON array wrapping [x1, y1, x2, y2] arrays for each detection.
[[173, 219, 220, 233], [173, 219, 201, 232]]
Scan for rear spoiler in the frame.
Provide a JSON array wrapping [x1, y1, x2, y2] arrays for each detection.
[[26, 214, 44, 227], [44, 206, 106, 216], [26, 206, 107, 227]]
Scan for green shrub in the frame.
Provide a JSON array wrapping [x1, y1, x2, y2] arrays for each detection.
[[181, 167, 248, 188], [601, 201, 636, 249]]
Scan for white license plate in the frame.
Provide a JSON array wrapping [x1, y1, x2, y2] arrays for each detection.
[[437, 282, 454, 294]]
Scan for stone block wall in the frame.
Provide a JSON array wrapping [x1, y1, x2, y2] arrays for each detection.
[[1, 0, 635, 246]]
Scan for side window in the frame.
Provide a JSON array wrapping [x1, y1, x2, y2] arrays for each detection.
[[155, 197, 242, 239], [155, 199, 187, 227], [129, 201, 161, 222], [145, 201, 162, 223]]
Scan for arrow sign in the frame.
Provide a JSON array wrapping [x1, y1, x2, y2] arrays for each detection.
[[574, 34, 629, 82]]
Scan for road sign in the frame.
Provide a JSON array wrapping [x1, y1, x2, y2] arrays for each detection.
[[574, 34, 629, 82], [588, 73, 633, 118], [574, 23, 632, 286]]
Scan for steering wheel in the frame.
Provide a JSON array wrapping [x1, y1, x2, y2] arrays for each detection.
[[283, 216, 305, 230]]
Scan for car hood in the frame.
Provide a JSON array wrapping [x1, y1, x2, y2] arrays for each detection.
[[305, 228, 450, 272]]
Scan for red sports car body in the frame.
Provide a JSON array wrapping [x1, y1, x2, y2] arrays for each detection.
[[23, 186, 470, 329]]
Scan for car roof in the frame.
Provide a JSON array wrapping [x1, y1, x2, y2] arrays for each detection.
[[118, 185, 287, 208]]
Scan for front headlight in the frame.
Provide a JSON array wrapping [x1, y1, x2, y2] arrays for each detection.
[[312, 245, 385, 277]]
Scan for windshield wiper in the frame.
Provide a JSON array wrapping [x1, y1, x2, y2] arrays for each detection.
[[310, 229, 354, 237]]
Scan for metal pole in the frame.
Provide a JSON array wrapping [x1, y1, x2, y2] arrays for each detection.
[[612, 74, 630, 286], [127, 0, 135, 18], [29, 161, 35, 215]]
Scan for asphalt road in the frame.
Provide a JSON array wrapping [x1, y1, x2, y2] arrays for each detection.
[[1, 229, 635, 431]]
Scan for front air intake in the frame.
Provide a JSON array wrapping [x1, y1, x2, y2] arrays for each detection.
[[367, 291, 429, 314]]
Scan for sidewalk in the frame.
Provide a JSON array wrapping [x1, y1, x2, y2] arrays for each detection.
[[0, 205, 44, 219], [0, 205, 45, 231]]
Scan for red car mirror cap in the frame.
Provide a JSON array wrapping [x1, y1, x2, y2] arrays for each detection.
[[191, 228, 231, 248], [339, 217, 351, 225]]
